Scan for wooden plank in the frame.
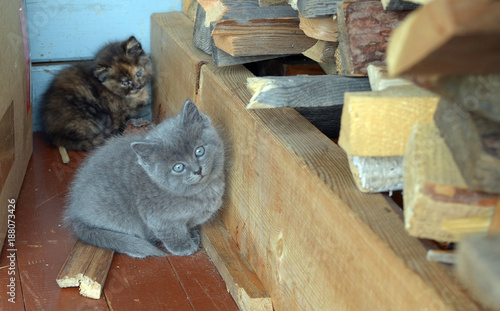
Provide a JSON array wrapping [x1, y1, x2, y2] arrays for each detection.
[[302, 40, 337, 64], [183, 0, 198, 22], [381, 0, 419, 10], [246, 75, 370, 109], [299, 14, 338, 42], [79, 247, 114, 299], [434, 99, 500, 194], [15, 135, 109, 310], [201, 219, 272, 311], [212, 6, 317, 56], [167, 250, 240, 311], [337, 1, 410, 76], [56, 240, 97, 288], [387, 0, 500, 77], [347, 155, 404, 193], [338, 85, 439, 156], [403, 122, 497, 242], [259, 0, 288, 6], [367, 64, 413, 91], [297, 0, 339, 18]]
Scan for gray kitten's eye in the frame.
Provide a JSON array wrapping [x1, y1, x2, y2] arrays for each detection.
[[172, 163, 184, 173], [195, 146, 205, 158], [121, 80, 131, 87]]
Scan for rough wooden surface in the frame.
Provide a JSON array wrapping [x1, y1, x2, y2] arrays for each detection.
[[435, 99, 500, 194], [56, 240, 99, 288], [212, 6, 317, 56], [154, 11, 482, 310], [403, 123, 497, 242], [297, 0, 339, 18], [337, 1, 410, 76], [387, 0, 500, 76], [193, 3, 212, 55], [299, 14, 338, 42], [347, 155, 404, 193], [246, 75, 370, 109], [201, 219, 273, 311], [367, 64, 413, 91], [79, 247, 115, 299], [338, 85, 439, 156]]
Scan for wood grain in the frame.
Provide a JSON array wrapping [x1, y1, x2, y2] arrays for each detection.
[[299, 14, 338, 42], [338, 85, 439, 156], [387, 0, 500, 76], [404, 122, 497, 242]]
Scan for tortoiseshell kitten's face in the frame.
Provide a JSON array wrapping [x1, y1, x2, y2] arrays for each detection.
[[93, 36, 153, 98]]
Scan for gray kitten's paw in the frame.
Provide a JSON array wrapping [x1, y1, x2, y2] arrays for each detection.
[[165, 239, 199, 256], [190, 227, 201, 246]]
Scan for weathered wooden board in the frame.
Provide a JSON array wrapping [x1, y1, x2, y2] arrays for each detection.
[[201, 219, 273, 311], [193, 3, 212, 55], [387, 0, 500, 76], [212, 6, 317, 56], [434, 99, 500, 194], [297, 0, 339, 18], [338, 85, 439, 156], [404, 122, 497, 242], [299, 14, 338, 42], [153, 11, 482, 310], [337, 1, 410, 76], [246, 75, 370, 109]]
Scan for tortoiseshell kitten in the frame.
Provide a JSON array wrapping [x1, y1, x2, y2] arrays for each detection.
[[41, 36, 153, 151]]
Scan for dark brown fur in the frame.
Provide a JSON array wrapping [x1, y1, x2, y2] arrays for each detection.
[[41, 36, 153, 151]]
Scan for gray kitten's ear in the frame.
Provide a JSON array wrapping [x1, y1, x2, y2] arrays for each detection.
[[93, 66, 111, 82], [124, 36, 143, 56], [181, 99, 203, 124], [131, 142, 158, 165]]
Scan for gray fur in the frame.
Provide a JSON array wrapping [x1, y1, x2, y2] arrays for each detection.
[[64, 100, 225, 258]]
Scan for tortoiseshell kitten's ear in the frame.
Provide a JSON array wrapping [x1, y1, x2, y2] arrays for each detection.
[[124, 36, 143, 57], [93, 66, 111, 82]]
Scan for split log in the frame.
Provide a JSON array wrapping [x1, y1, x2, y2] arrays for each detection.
[[302, 40, 338, 75], [246, 75, 370, 109], [211, 6, 317, 56], [56, 240, 114, 299], [297, 0, 339, 18], [299, 14, 338, 42], [387, 0, 500, 76], [403, 122, 497, 242], [338, 85, 439, 156], [193, 3, 212, 55], [367, 64, 412, 91], [201, 219, 273, 311], [337, 1, 410, 76], [434, 99, 500, 194], [347, 155, 403, 193], [381, 0, 419, 10]]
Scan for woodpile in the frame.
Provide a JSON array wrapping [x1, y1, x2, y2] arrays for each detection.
[[158, 0, 500, 309]]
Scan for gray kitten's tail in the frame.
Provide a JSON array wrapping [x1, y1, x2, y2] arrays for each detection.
[[70, 220, 166, 258]]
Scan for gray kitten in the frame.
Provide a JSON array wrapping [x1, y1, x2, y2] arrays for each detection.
[[64, 100, 225, 258]]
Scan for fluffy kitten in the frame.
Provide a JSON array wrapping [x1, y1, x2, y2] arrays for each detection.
[[41, 36, 153, 151], [64, 100, 225, 258]]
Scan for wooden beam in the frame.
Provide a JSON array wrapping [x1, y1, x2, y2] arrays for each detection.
[[246, 75, 370, 109], [154, 11, 482, 310], [338, 85, 439, 157], [367, 64, 413, 91], [56, 240, 115, 299], [297, 0, 339, 18], [337, 1, 410, 76], [387, 0, 500, 77], [381, 0, 419, 10], [299, 14, 338, 42], [434, 99, 500, 194], [201, 219, 273, 311], [212, 6, 317, 56], [403, 122, 497, 242]]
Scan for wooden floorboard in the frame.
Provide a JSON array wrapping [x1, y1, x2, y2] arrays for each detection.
[[0, 133, 238, 310]]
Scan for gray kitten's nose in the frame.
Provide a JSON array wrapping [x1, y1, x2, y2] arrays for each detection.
[[194, 167, 202, 175]]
